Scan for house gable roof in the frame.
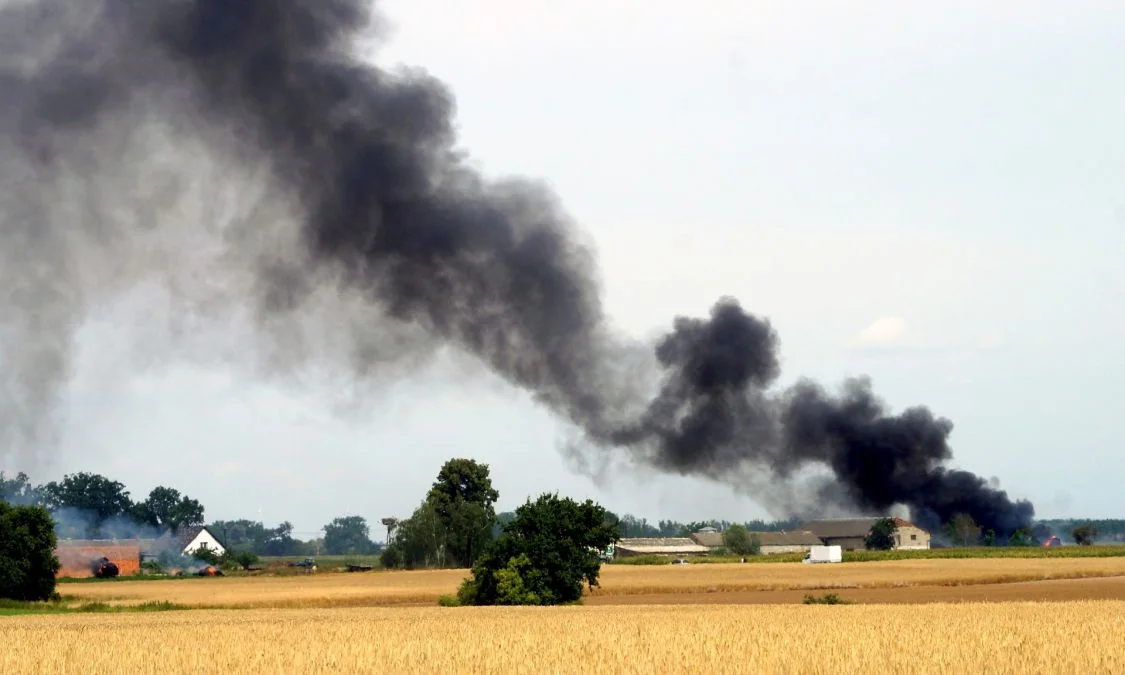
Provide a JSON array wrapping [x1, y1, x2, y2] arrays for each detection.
[[149, 526, 227, 553]]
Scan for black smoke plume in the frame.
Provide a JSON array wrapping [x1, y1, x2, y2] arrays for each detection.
[[0, 0, 1033, 536]]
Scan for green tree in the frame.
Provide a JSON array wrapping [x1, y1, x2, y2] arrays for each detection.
[[864, 517, 897, 551], [1072, 523, 1097, 546], [231, 550, 260, 570], [386, 501, 447, 569], [39, 472, 133, 537], [944, 513, 982, 546], [0, 501, 60, 601], [131, 486, 205, 530], [263, 521, 299, 556], [722, 524, 761, 556], [323, 516, 373, 555], [425, 458, 499, 567], [1007, 528, 1034, 547], [457, 493, 620, 606], [0, 471, 40, 505]]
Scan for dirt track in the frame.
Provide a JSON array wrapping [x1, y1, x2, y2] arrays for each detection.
[[584, 575, 1125, 605]]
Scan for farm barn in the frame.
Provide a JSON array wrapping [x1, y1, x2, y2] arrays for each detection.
[[55, 541, 141, 578], [801, 517, 932, 551], [614, 538, 711, 559], [690, 529, 825, 555], [688, 529, 723, 549], [753, 531, 826, 555]]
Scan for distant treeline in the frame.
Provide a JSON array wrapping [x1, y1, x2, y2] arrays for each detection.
[[7, 470, 1122, 558], [493, 511, 802, 538], [0, 471, 379, 557], [1036, 519, 1125, 541]]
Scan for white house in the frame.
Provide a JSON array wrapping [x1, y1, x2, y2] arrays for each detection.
[[151, 525, 228, 557]]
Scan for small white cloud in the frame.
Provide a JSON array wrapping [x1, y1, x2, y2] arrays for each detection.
[[852, 317, 909, 347]]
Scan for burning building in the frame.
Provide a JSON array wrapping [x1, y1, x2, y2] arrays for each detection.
[[55, 541, 141, 579]]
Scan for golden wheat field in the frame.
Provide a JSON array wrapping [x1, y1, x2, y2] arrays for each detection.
[[57, 557, 1125, 608], [3, 602, 1124, 674]]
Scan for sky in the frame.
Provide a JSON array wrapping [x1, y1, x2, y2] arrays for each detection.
[[10, 0, 1125, 539]]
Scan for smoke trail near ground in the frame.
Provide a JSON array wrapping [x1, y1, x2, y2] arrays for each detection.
[[0, 0, 1034, 536]]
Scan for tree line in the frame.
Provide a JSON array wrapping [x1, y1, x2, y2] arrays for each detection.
[[0, 471, 204, 537], [0, 471, 384, 556], [942, 514, 1113, 547]]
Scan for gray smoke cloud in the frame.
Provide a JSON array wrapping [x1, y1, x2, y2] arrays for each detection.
[[0, 0, 1034, 536]]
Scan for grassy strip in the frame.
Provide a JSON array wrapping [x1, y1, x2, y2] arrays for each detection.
[[0, 598, 189, 616], [844, 546, 1125, 561], [57, 574, 224, 584], [610, 546, 1125, 565], [259, 555, 384, 566]]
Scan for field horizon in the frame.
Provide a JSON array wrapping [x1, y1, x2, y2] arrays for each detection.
[[39, 557, 1125, 610]]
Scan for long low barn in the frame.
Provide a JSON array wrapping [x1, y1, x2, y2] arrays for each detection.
[[753, 530, 826, 554], [691, 530, 825, 555], [614, 538, 711, 558]]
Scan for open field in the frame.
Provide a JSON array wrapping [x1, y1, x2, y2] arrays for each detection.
[[613, 544, 1125, 565], [53, 557, 1125, 609], [3, 602, 1124, 673], [586, 575, 1125, 605]]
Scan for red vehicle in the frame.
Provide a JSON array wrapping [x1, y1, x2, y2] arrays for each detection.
[[1042, 536, 1063, 547]]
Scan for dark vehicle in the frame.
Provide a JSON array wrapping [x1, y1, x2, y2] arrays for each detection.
[[291, 558, 317, 572], [92, 557, 119, 578]]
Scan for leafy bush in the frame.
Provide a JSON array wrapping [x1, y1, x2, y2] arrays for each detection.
[[231, 550, 260, 570], [722, 525, 761, 556], [493, 554, 542, 605], [1072, 523, 1097, 546], [457, 493, 618, 606], [140, 560, 164, 575], [191, 546, 222, 566], [380, 545, 402, 569], [0, 502, 60, 601], [803, 593, 850, 605]]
